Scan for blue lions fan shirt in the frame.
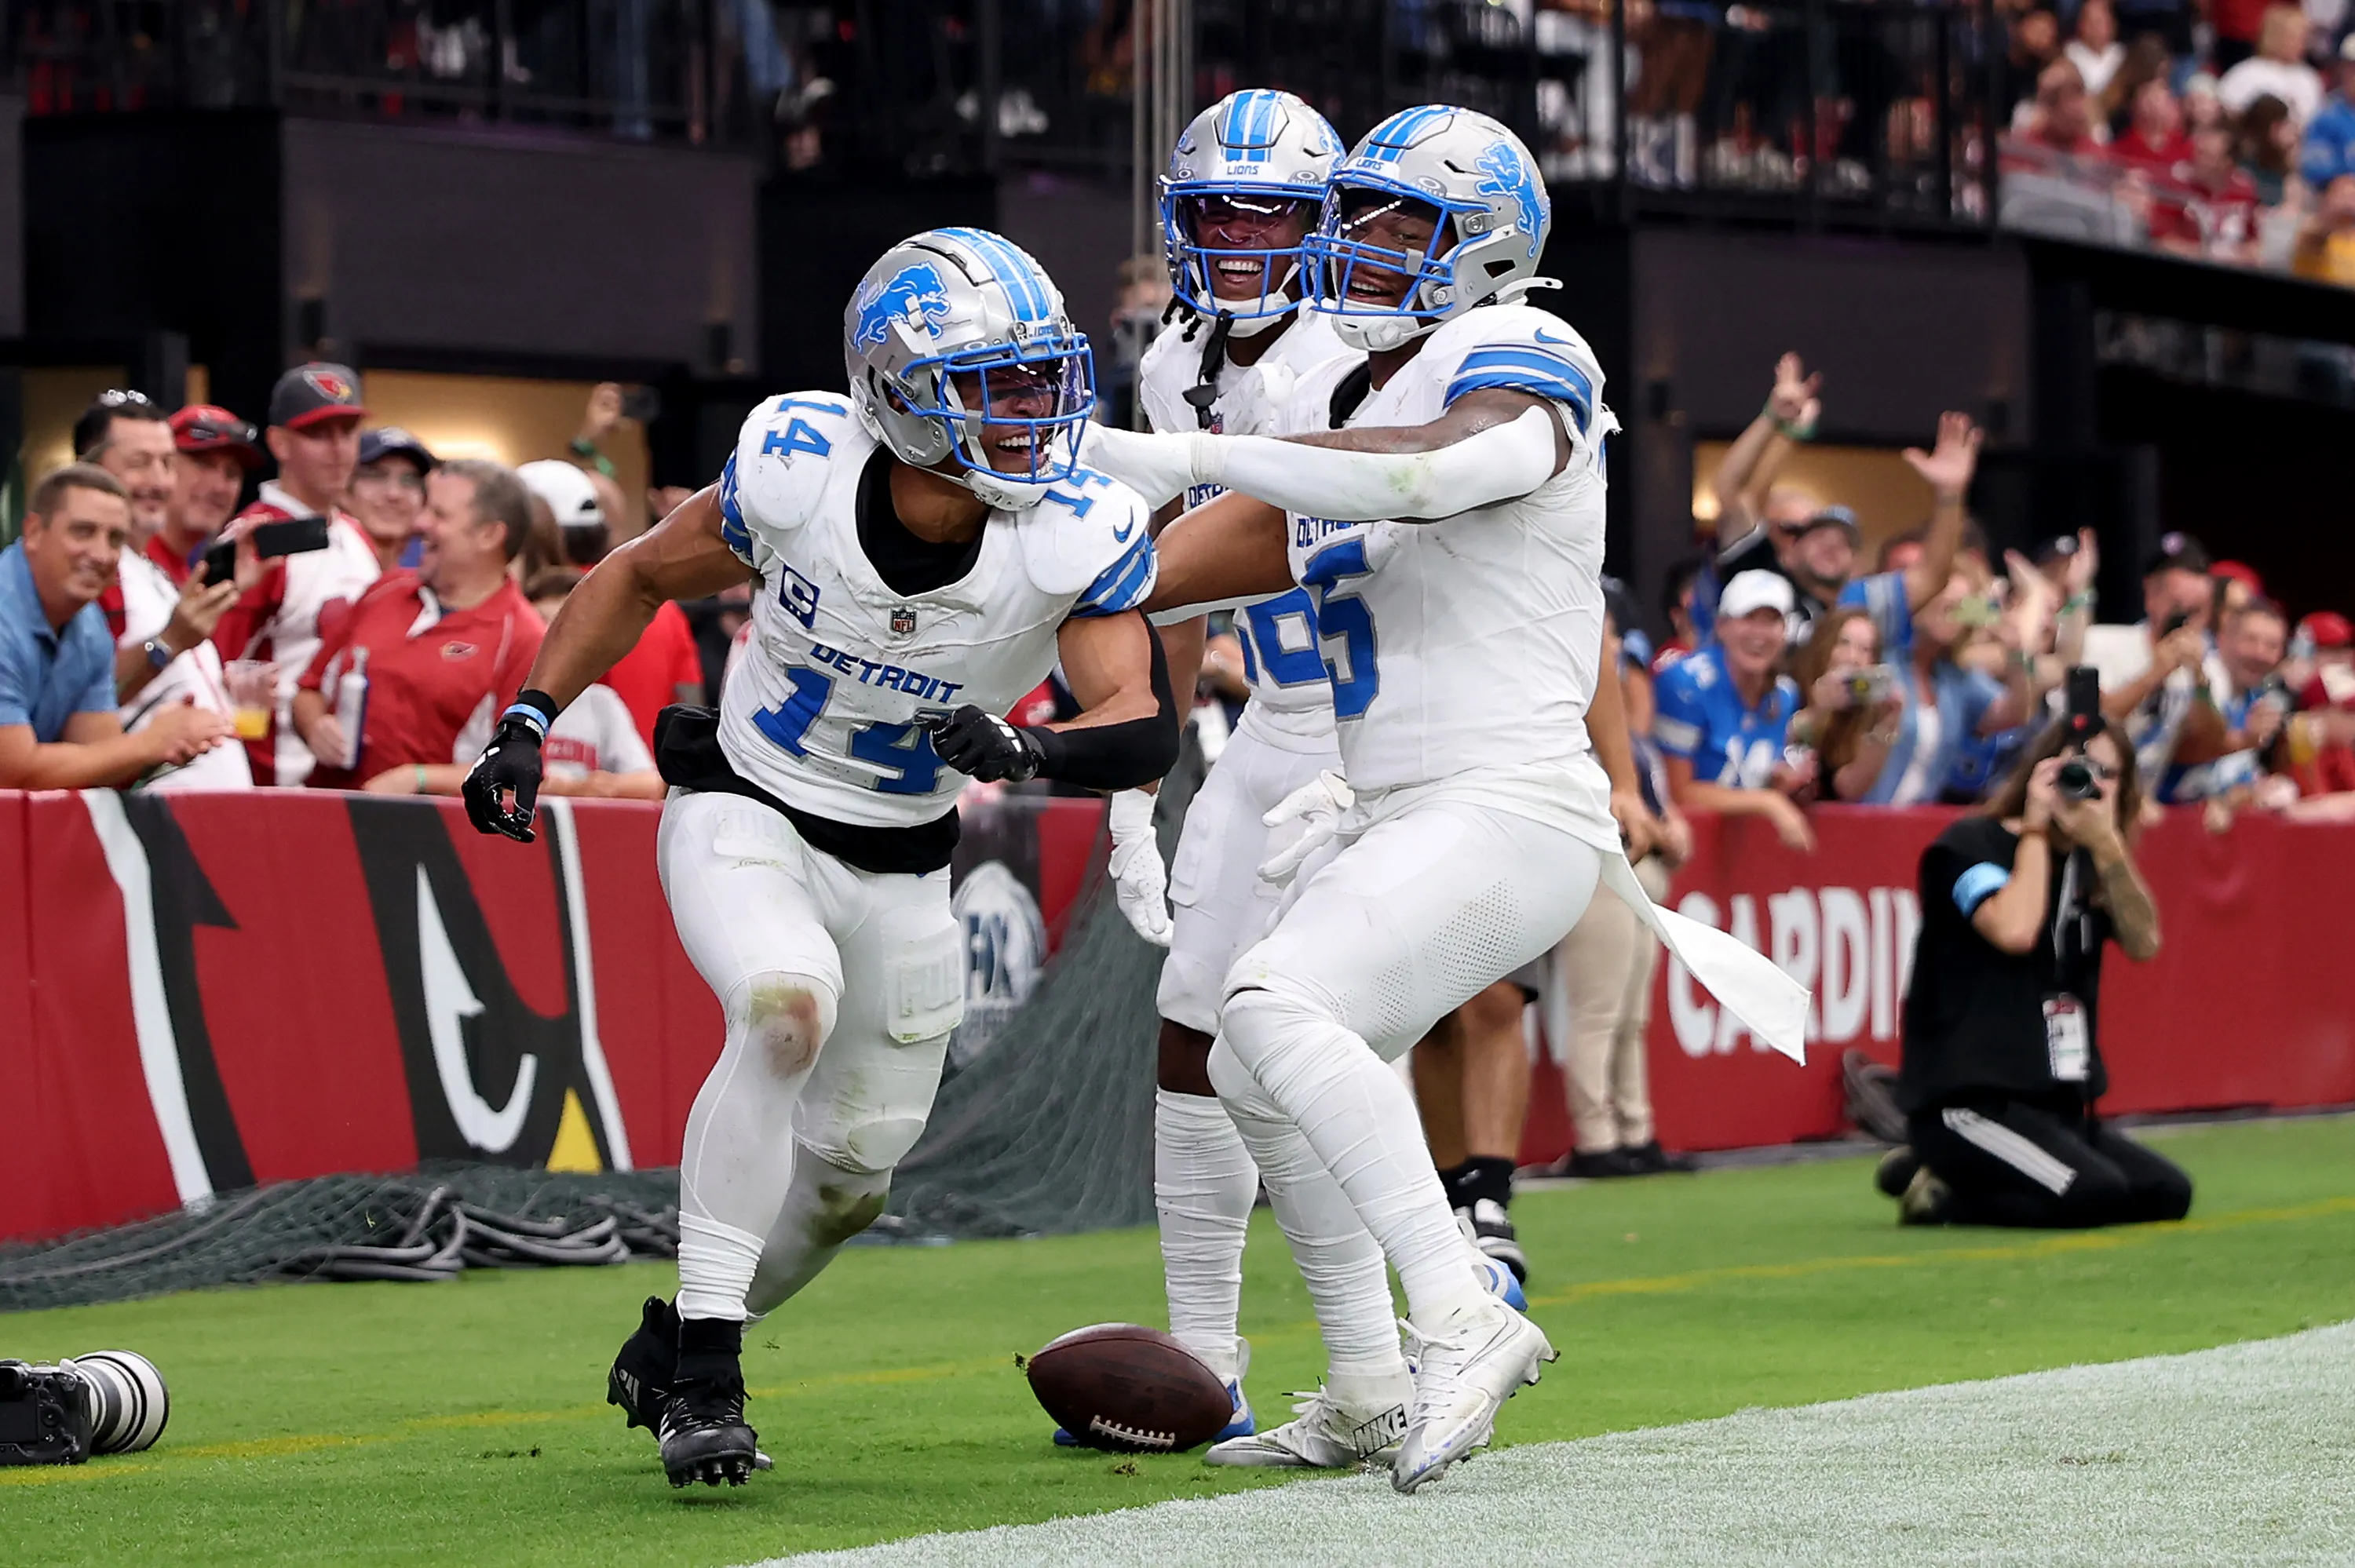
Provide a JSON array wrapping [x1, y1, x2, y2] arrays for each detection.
[[0, 542, 119, 743], [1653, 642, 1800, 788]]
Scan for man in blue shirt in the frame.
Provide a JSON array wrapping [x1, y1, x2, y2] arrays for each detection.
[[2301, 38, 2355, 187], [0, 465, 231, 788], [1655, 570, 1813, 850]]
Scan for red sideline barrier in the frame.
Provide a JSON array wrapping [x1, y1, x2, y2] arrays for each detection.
[[1517, 806, 2355, 1162], [6, 792, 2350, 1242], [1, 789, 1108, 1245]]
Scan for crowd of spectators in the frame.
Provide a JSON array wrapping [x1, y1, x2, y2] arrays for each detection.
[[1631, 349, 2355, 846], [0, 366, 707, 797], [2001, 0, 2355, 284]]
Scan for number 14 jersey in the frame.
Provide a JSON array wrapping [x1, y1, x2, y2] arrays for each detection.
[[714, 392, 1157, 829]]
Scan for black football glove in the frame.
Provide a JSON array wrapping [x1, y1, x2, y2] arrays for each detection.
[[463, 715, 547, 841], [926, 705, 1047, 783]]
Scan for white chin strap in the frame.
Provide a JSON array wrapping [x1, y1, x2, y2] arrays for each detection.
[[1199, 257, 1304, 337], [960, 461, 1055, 512], [1327, 311, 1440, 354]]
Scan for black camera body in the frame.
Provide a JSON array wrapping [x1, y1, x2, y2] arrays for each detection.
[[0, 1361, 97, 1467], [2057, 666, 2105, 800], [0, 1350, 169, 1466]]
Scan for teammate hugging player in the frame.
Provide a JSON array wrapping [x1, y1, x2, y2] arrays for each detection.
[[1108, 87, 1351, 1450], [462, 229, 1179, 1488], [1087, 106, 1807, 1492]]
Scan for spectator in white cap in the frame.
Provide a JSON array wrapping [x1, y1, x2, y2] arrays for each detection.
[[1653, 569, 1816, 851], [516, 457, 704, 746]]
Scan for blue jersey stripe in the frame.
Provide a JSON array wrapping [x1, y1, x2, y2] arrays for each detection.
[[1452, 346, 1595, 399], [717, 452, 753, 564], [1074, 536, 1157, 616], [1444, 370, 1593, 432]]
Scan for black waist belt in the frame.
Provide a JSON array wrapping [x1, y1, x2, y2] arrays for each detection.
[[653, 705, 960, 876]]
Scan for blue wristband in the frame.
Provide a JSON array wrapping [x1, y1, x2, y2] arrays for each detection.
[[501, 702, 552, 741]]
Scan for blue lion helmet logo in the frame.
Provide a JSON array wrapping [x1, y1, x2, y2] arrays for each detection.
[[1473, 141, 1548, 261], [853, 263, 952, 353]]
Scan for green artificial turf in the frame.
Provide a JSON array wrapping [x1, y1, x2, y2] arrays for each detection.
[[2, 1116, 2350, 1568]]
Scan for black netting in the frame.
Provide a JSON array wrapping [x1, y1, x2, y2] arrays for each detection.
[[0, 1167, 682, 1313], [886, 749, 1203, 1240]]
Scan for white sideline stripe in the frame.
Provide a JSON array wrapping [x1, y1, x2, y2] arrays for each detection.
[[83, 790, 213, 1205], [1943, 1106, 2078, 1195], [758, 1322, 2355, 1568], [543, 799, 633, 1171]]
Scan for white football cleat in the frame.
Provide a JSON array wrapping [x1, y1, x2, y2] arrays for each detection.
[[1203, 1375, 1409, 1469], [1390, 1302, 1556, 1494]]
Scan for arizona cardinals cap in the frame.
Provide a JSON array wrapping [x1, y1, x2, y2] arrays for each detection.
[[169, 403, 265, 469], [268, 362, 367, 431]]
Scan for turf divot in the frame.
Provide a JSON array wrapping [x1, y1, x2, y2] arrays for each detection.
[[775, 1320, 2355, 1568]]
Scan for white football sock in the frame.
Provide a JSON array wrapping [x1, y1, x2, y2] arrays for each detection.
[[675, 971, 839, 1322], [1210, 1038, 1409, 1379], [1222, 988, 1488, 1330], [676, 1214, 765, 1322], [1154, 1088, 1258, 1383]]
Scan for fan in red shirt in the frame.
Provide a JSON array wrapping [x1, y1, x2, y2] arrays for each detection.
[[517, 458, 705, 746], [2109, 78, 2193, 174], [2150, 127, 2262, 261], [294, 458, 545, 790]]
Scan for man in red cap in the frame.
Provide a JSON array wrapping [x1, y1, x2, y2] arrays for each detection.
[[159, 404, 265, 585], [211, 362, 385, 783]]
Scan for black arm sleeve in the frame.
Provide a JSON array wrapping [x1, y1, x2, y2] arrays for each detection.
[[1028, 622, 1182, 790]]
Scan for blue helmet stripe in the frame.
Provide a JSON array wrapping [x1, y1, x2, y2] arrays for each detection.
[[1362, 104, 1451, 165], [939, 226, 1047, 323]]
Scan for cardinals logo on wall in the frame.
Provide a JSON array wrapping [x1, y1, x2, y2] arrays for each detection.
[[346, 804, 630, 1171]]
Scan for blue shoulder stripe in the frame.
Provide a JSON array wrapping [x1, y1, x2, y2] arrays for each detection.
[[1445, 347, 1595, 431], [1073, 535, 1157, 617], [717, 452, 753, 564]]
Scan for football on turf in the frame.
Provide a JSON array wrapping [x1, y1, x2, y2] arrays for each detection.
[[1025, 1323, 1232, 1453]]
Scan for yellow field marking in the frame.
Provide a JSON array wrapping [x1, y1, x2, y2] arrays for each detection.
[[6, 1193, 2347, 1488]]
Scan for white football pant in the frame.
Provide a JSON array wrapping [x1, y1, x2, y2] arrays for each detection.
[[1215, 797, 1602, 1330], [657, 789, 964, 1322]]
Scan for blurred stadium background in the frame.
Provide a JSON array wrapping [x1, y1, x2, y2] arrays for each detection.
[[2, 3, 2353, 1563]]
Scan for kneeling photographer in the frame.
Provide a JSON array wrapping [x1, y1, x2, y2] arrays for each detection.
[[1879, 673, 2193, 1228]]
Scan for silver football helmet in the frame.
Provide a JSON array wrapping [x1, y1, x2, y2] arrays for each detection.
[[1302, 106, 1556, 353], [1159, 89, 1343, 337], [843, 228, 1094, 511]]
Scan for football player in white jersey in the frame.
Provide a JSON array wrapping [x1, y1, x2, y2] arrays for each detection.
[[462, 228, 1180, 1488], [1109, 87, 1351, 1448], [1086, 107, 1808, 1492]]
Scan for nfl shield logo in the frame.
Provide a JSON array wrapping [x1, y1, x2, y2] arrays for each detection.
[[890, 606, 917, 636]]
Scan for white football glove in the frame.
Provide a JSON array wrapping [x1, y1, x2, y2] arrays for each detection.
[[1257, 770, 1355, 889], [1078, 421, 1203, 510], [1106, 788, 1172, 947]]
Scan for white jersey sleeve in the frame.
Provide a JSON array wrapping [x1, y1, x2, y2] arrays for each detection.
[[1422, 304, 1616, 466], [1279, 304, 1614, 800], [717, 392, 853, 575]]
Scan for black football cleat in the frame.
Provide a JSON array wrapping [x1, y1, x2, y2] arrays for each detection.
[[1875, 1145, 1923, 1199], [609, 1296, 678, 1435], [1459, 1198, 1528, 1285], [658, 1373, 769, 1488]]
